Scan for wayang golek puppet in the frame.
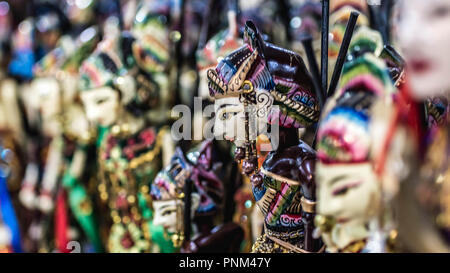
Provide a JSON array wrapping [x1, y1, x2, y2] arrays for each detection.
[[19, 28, 103, 253], [78, 34, 174, 252], [208, 21, 323, 253], [0, 3, 26, 221], [312, 2, 408, 252], [196, 6, 268, 251], [370, 0, 450, 252], [125, 0, 173, 116], [314, 51, 397, 253], [151, 141, 244, 253]]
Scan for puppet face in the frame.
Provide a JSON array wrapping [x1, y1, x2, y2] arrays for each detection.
[[213, 94, 271, 148], [316, 162, 380, 249], [152, 194, 200, 234], [152, 199, 182, 234], [213, 97, 246, 147], [396, 0, 450, 99], [34, 77, 61, 119], [80, 86, 119, 127], [315, 52, 394, 251], [317, 163, 380, 226], [33, 77, 62, 136]]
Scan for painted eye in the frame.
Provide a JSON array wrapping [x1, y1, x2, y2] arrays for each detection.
[[95, 98, 108, 105], [333, 187, 349, 196], [220, 112, 236, 121], [332, 181, 362, 196], [162, 209, 176, 216]]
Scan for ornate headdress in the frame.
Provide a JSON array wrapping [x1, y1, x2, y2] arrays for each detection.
[[151, 148, 191, 202], [208, 20, 319, 128], [34, 27, 99, 78], [196, 29, 242, 75], [78, 37, 128, 91], [32, 36, 74, 78], [329, 3, 369, 58], [150, 147, 191, 248], [152, 142, 224, 215], [186, 141, 224, 216], [131, 0, 171, 74], [317, 54, 394, 164]]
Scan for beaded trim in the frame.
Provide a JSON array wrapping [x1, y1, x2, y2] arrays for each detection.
[[260, 167, 301, 186], [265, 224, 304, 241]]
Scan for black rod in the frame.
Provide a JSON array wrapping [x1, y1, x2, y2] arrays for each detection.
[[277, 0, 293, 43], [320, 0, 330, 96], [183, 178, 193, 243], [115, 0, 124, 31], [368, 4, 387, 45], [381, 0, 394, 45], [301, 35, 324, 109], [327, 11, 359, 98]]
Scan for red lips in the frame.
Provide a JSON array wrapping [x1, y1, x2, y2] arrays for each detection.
[[409, 59, 432, 74]]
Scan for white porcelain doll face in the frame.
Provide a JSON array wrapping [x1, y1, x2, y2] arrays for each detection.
[[396, 0, 450, 99], [317, 162, 380, 249], [213, 92, 272, 148], [80, 86, 120, 127], [152, 194, 200, 234]]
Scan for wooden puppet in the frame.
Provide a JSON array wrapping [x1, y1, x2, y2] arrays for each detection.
[[19, 28, 103, 253], [129, 0, 172, 125], [314, 51, 396, 253], [207, 21, 323, 253], [151, 141, 244, 253], [77, 34, 174, 252], [371, 0, 450, 252]]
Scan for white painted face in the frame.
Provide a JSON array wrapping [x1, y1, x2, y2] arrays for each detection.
[[64, 105, 90, 139], [33, 77, 61, 121], [80, 86, 120, 127], [213, 91, 273, 147], [214, 97, 246, 146], [396, 0, 450, 99], [152, 194, 200, 234], [317, 162, 381, 249], [32, 77, 62, 136]]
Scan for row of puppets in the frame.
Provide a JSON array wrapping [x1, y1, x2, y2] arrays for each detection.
[[0, 0, 448, 253]]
